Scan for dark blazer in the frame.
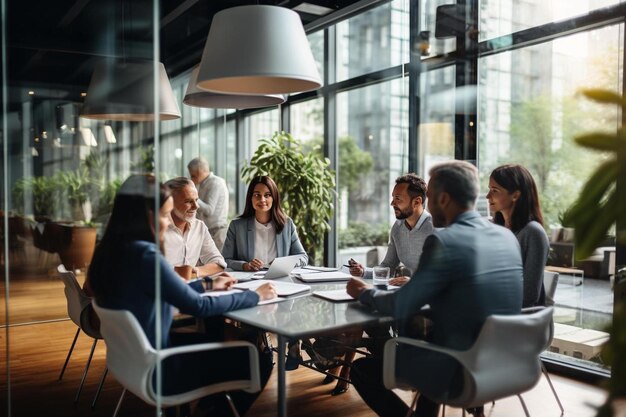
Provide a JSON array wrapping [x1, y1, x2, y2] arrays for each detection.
[[359, 211, 523, 399], [222, 216, 308, 271]]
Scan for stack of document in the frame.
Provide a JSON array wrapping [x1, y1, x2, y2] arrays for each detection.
[[292, 268, 353, 282]]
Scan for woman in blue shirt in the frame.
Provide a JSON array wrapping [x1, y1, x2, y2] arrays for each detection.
[[87, 174, 276, 416]]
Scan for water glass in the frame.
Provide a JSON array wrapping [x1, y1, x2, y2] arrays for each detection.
[[372, 266, 390, 289]]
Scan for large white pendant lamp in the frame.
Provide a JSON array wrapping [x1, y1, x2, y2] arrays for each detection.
[[183, 66, 285, 109], [81, 59, 181, 121], [196, 5, 322, 95]]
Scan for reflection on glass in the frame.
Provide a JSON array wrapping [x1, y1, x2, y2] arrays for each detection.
[[336, 0, 409, 82], [290, 97, 324, 146], [245, 109, 280, 154], [336, 78, 408, 267], [478, 24, 622, 372], [479, 0, 621, 41]]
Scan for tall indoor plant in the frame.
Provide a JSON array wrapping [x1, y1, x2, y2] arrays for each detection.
[[562, 89, 625, 417], [241, 131, 336, 264]]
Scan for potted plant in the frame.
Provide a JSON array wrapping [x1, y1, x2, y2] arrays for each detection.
[[241, 131, 336, 265], [53, 167, 98, 271], [562, 89, 625, 417]]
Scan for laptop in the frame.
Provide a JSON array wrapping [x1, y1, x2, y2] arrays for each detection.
[[252, 255, 303, 280]]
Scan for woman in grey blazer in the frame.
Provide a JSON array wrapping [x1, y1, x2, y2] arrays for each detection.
[[222, 175, 308, 271]]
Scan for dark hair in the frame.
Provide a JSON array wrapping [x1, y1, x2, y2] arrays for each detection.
[[428, 161, 479, 209], [396, 173, 427, 201], [240, 176, 287, 234], [490, 164, 544, 232], [87, 175, 171, 300]]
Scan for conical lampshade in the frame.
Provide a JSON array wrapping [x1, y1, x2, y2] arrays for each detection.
[[196, 5, 322, 95], [81, 59, 181, 121], [183, 66, 285, 109]]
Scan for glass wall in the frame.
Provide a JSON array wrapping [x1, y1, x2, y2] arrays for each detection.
[[2, 1, 624, 414]]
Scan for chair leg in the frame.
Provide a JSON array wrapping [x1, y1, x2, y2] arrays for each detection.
[[517, 394, 531, 417], [112, 389, 126, 417], [91, 367, 108, 410], [406, 391, 419, 417], [225, 393, 240, 417], [542, 364, 564, 414], [74, 338, 98, 403], [59, 327, 80, 381]]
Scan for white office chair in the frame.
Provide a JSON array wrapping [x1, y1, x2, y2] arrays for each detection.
[[531, 271, 564, 414], [92, 300, 261, 417], [57, 264, 107, 406], [383, 307, 553, 417]]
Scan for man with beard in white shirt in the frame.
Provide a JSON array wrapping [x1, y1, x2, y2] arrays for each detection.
[[163, 177, 226, 277]]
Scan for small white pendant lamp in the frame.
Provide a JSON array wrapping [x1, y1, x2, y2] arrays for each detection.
[[196, 5, 322, 95], [183, 66, 285, 109], [81, 59, 181, 121]]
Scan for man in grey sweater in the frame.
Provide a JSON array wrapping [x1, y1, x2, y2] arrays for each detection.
[[349, 173, 434, 286], [187, 157, 229, 250]]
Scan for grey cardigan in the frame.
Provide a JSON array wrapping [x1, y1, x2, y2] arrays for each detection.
[[222, 216, 308, 271]]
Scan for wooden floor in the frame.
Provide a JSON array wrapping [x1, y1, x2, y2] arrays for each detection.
[[0, 318, 608, 417], [0, 253, 610, 416]]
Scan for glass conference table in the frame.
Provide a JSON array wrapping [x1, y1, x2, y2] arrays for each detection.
[[224, 276, 392, 417]]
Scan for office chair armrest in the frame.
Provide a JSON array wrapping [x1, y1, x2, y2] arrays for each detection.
[[383, 336, 467, 390], [521, 306, 545, 314], [156, 340, 257, 360], [155, 341, 261, 393]]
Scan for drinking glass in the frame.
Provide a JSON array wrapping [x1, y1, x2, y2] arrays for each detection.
[[372, 266, 390, 289]]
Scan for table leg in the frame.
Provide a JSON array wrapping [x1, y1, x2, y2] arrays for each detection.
[[277, 335, 287, 417]]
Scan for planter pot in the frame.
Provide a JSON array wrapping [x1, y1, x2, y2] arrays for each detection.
[[57, 224, 97, 271]]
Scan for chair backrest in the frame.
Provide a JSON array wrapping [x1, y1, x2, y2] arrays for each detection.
[[543, 271, 559, 307], [91, 300, 159, 406], [448, 307, 553, 407], [57, 264, 98, 337]]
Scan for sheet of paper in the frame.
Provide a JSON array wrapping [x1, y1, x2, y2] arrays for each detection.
[[312, 289, 355, 302], [201, 289, 243, 297], [233, 279, 311, 297], [202, 288, 287, 305]]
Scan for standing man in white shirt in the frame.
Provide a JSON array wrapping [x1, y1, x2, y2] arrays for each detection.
[[163, 177, 226, 277], [187, 157, 229, 250]]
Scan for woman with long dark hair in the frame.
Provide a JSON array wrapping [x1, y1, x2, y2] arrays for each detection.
[[87, 174, 276, 416], [222, 175, 308, 271], [487, 164, 550, 307]]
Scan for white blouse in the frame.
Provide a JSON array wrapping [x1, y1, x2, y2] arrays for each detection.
[[254, 219, 278, 265]]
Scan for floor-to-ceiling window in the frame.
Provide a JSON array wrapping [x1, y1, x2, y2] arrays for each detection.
[[3, 3, 625, 414]]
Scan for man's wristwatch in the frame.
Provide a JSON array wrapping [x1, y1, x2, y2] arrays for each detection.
[[202, 275, 215, 291]]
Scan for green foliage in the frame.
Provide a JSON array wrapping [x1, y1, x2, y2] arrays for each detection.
[[562, 89, 626, 417], [504, 95, 594, 228], [56, 168, 93, 221], [12, 176, 59, 219], [303, 136, 374, 192], [562, 89, 626, 259], [241, 131, 336, 264], [338, 222, 389, 249], [132, 144, 155, 173]]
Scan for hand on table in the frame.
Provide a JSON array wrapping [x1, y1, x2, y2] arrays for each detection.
[[212, 272, 237, 290], [255, 282, 277, 301], [389, 276, 410, 287], [347, 277, 371, 299], [244, 258, 264, 272]]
